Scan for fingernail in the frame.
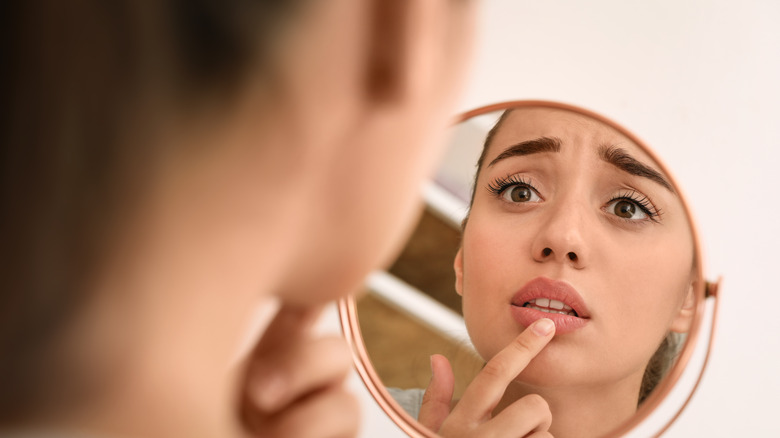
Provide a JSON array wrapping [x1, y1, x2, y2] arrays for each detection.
[[253, 374, 287, 410], [532, 318, 555, 336]]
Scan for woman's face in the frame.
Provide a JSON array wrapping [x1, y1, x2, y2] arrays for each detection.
[[455, 108, 695, 389]]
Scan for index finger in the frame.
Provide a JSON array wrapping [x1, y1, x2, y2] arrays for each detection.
[[454, 318, 555, 420]]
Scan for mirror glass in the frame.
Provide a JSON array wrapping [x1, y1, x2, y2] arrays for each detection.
[[344, 101, 709, 438]]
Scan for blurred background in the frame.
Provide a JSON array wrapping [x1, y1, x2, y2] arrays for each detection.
[[321, 1, 780, 436]]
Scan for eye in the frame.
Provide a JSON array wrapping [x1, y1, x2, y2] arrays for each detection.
[[606, 199, 649, 220], [486, 175, 543, 204], [604, 190, 660, 222], [502, 185, 541, 203]]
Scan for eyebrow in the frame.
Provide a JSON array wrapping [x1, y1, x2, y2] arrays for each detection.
[[598, 145, 674, 192], [487, 136, 561, 167]]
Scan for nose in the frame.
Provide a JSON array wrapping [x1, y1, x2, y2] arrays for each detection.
[[531, 203, 588, 269]]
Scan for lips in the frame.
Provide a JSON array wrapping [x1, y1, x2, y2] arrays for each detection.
[[510, 277, 590, 334]]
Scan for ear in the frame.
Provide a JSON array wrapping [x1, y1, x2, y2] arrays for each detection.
[[364, 0, 409, 102], [364, 0, 475, 105], [453, 247, 464, 297], [669, 281, 696, 333]]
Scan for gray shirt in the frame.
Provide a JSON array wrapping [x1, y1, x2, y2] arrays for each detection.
[[386, 387, 425, 420]]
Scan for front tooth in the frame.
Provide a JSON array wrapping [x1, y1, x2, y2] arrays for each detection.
[[535, 298, 550, 307], [549, 299, 564, 310]]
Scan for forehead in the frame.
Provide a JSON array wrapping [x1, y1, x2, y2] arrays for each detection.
[[487, 107, 656, 165]]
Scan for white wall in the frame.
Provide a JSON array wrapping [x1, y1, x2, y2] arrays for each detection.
[[337, 1, 780, 436]]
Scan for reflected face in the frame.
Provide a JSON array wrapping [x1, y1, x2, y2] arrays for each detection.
[[455, 108, 695, 391]]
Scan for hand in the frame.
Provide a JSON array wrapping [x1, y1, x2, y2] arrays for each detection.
[[418, 318, 556, 438], [239, 305, 359, 438]]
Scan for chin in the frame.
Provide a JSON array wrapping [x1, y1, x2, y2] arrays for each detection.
[[515, 361, 583, 389], [514, 343, 600, 389], [277, 258, 373, 306]]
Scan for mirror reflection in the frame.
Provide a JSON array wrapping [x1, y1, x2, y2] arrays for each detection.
[[355, 102, 700, 438]]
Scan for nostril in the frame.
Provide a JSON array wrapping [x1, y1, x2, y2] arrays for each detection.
[[568, 252, 577, 262], [542, 248, 552, 257]]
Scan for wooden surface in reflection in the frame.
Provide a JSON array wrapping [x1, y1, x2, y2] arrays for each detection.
[[357, 293, 483, 400], [388, 209, 463, 314]]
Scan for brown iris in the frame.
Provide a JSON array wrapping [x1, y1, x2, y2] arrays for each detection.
[[614, 200, 636, 218], [508, 186, 533, 202]]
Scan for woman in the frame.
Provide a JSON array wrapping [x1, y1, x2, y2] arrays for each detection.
[[418, 106, 696, 438], [0, 1, 476, 437]]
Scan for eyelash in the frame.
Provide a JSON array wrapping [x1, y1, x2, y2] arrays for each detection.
[[608, 190, 662, 221], [486, 175, 538, 198], [486, 175, 662, 222]]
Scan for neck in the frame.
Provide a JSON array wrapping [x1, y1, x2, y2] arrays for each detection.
[[497, 371, 644, 438]]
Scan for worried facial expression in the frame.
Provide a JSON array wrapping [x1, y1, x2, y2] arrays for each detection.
[[454, 107, 695, 390]]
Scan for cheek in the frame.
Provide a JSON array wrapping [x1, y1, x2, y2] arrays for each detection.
[[318, 118, 448, 256], [601, 231, 693, 345], [459, 214, 537, 360], [462, 207, 539, 279]]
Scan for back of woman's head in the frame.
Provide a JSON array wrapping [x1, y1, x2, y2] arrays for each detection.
[[0, 0, 307, 425]]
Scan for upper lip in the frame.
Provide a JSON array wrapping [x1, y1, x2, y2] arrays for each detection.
[[511, 277, 591, 318]]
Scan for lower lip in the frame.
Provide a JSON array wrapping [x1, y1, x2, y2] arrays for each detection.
[[510, 305, 589, 335]]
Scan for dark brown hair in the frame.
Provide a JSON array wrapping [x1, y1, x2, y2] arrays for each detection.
[[463, 108, 682, 405], [0, 0, 307, 425]]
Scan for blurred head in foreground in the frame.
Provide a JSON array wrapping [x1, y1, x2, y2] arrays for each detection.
[[0, 1, 475, 435]]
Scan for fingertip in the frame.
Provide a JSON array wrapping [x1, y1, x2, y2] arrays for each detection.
[[427, 354, 454, 391], [531, 318, 555, 337], [429, 354, 447, 372]]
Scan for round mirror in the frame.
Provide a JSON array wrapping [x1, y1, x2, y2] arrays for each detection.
[[340, 101, 720, 438]]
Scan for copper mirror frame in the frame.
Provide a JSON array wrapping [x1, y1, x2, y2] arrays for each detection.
[[339, 100, 721, 438]]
